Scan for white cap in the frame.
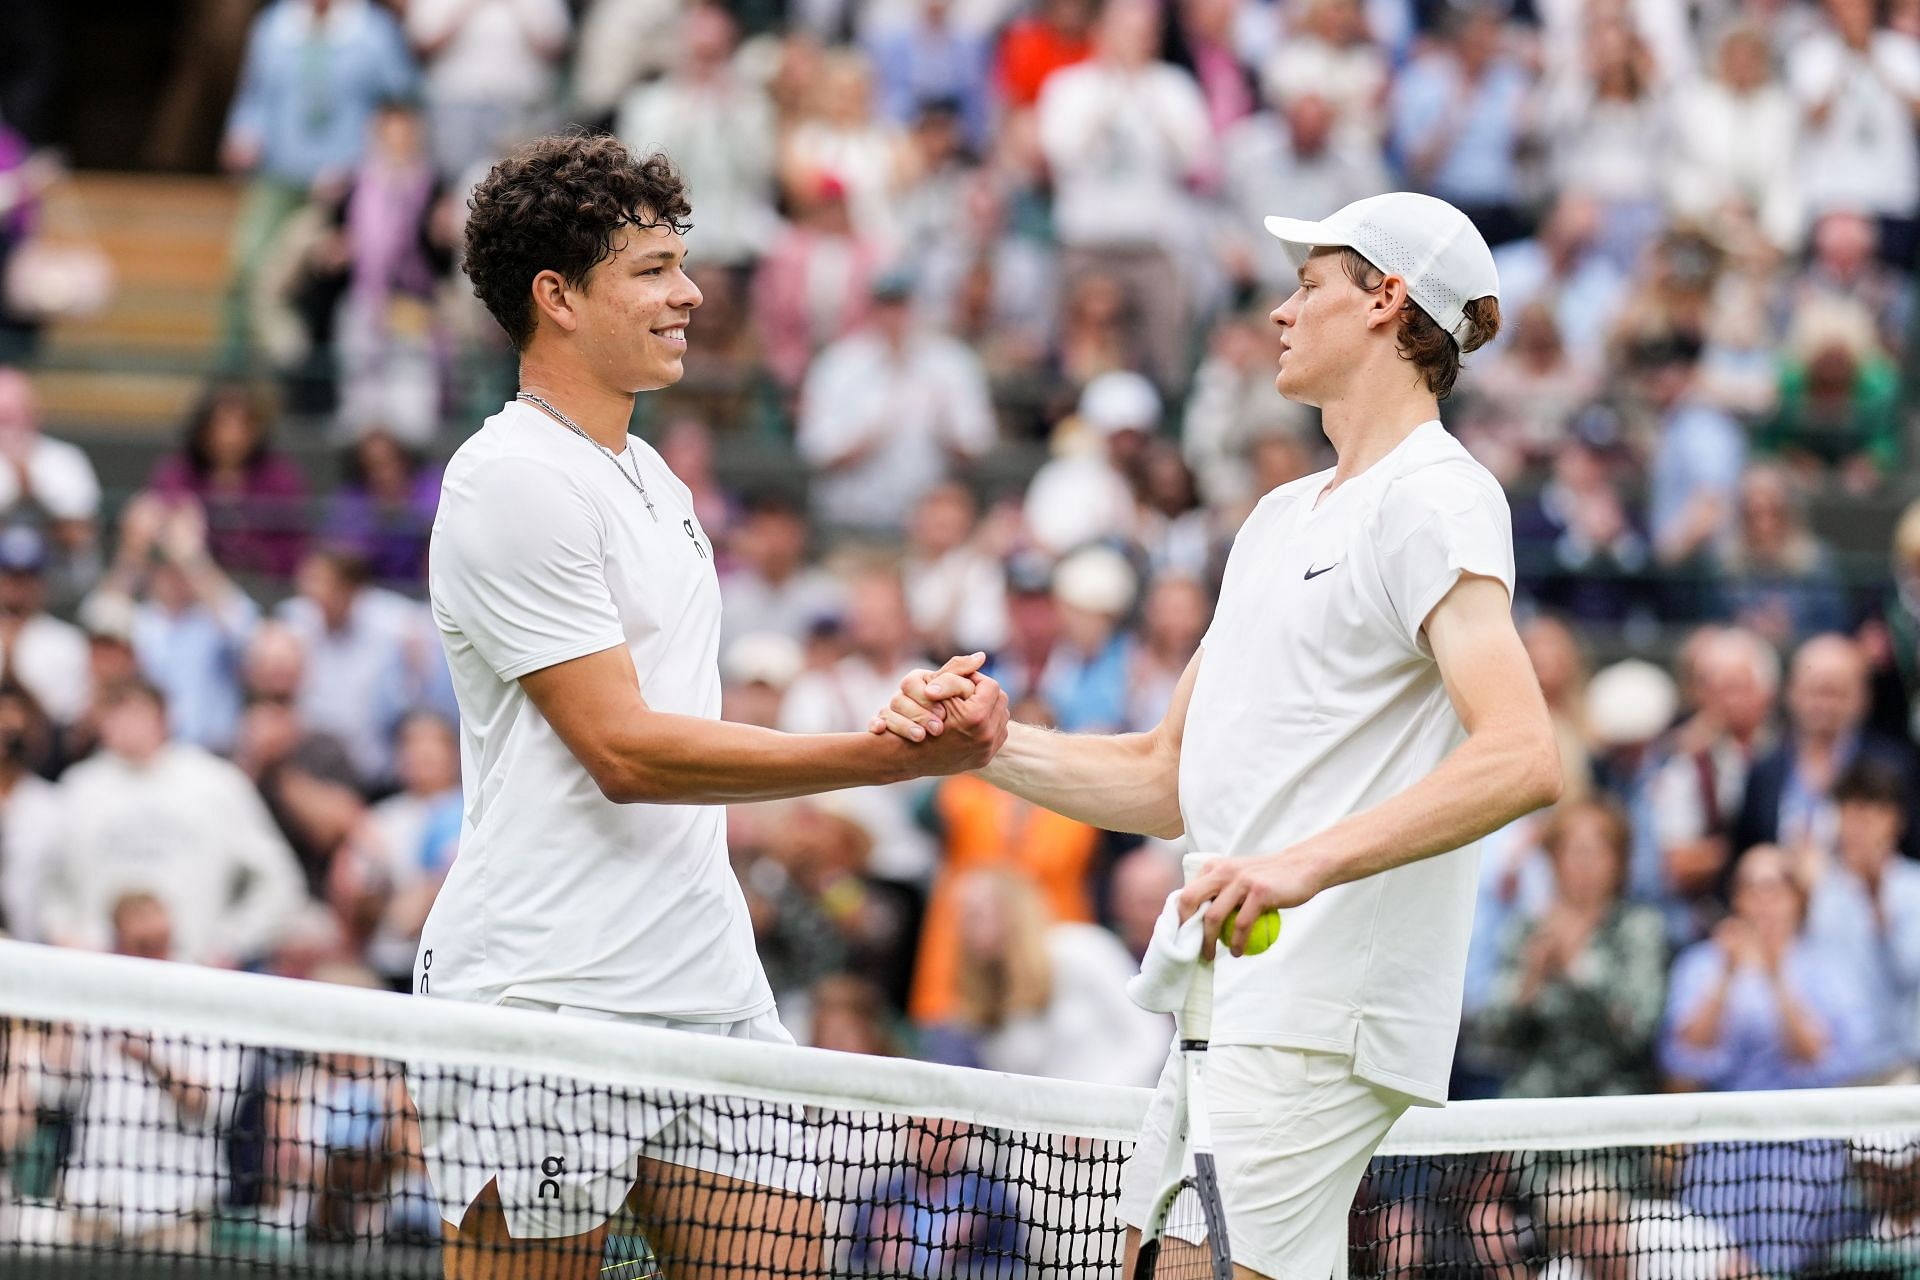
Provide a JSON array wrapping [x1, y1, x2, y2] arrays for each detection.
[[1264, 192, 1500, 346], [1076, 370, 1161, 436], [1052, 544, 1137, 616]]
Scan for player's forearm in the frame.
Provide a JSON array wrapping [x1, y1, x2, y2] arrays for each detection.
[[978, 721, 1183, 838], [603, 711, 922, 804], [1293, 723, 1560, 894]]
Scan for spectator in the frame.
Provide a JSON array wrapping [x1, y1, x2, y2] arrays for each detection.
[[1661, 843, 1875, 1091], [1490, 193, 1629, 371], [1127, 573, 1209, 732], [1388, 6, 1534, 246], [1519, 614, 1594, 805], [1024, 370, 1157, 557], [795, 270, 997, 534], [909, 697, 1102, 1025], [1535, 1163, 1744, 1280], [1037, 0, 1213, 390], [1643, 627, 1780, 940], [405, 0, 570, 181], [1734, 633, 1920, 860], [39, 678, 308, 967], [902, 481, 1009, 658], [719, 494, 846, 648], [0, 525, 89, 730], [1639, 335, 1746, 578], [322, 428, 440, 586], [278, 547, 419, 788], [84, 495, 257, 754], [915, 169, 1059, 379], [866, 0, 994, 149], [1180, 307, 1316, 513], [782, 50, 915, 250], [720, 631, 806, 729], [1715, 465, 1850, 647], [1802, 758, 1920, 1080], [1462, 305, 1603, 479], [1510, 433, 1651, 627], [1668, 22, 1804, 253], [995, 0, 1094, 109], [1482, 800, 1669, 1098], [1037, 545, 1136, 734], [847, 1116, 1026, 1279], [1788, 0, 1920, 254], [923, 868, 1169, 1085], [1219, 88, 1390, 304], [0, 367, 102, 598], [1763, 298, 1902, 481], [616, 6, 779, 275], [752, 174, 886, 392], [0, 682, 57, 940], [294, 100, 456, 440], [1542, 19, 1670, 268], [218, 0, 416, 364], [364, 710, 462, 984], [1783, 211, 1913, 356], [1108, 840, 1181, 960], [53, 894, 245, 1253], [985, 554, 1062, 707], [146, 382, 310, 579], [1260, 0, 1390, 150], [780, 565, 939, 882]]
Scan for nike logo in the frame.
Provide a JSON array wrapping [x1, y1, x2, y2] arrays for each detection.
[[1304, 563, 1339, 580]]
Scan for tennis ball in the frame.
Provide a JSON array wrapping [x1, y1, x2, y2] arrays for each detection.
[[1220, 908, 1282, 956]]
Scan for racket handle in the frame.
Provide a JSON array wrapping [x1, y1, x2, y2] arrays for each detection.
[[1179, 962, 1215, 1042]]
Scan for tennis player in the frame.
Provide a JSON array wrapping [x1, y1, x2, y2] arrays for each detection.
[[875, 192, 1561, 1279], [413, 134, 1008, 1280]]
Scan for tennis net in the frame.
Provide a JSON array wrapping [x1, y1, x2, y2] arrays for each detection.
[[2, 940, 1917, 1279]]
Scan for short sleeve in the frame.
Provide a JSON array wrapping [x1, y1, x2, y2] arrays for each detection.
[[432, 460, 626, 682], [1376, 466, 1516, 648]]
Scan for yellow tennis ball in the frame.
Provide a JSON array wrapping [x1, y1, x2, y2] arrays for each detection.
[[1221, 908, 1282, 956]]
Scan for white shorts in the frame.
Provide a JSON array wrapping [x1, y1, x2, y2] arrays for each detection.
[[408, 1001, 817, 1239], [1115, 1046, 1411, 1280]]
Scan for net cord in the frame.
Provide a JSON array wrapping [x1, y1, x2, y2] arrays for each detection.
[[5, 940, 1918, 1154]]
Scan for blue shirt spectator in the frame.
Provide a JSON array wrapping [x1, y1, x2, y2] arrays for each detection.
[[848, 1119, 1026, 1279], [1388, 10, 1532, 215], [1660, 845, 1878, 1092], [1804, 758, 1920, 1075], [223, 0, 417, 187], [865, 1, 994, 151], [1647, 374, 1746, 573]]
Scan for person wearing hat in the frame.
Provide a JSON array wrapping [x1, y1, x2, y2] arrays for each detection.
[[878, 192, 1561, 1279], [794, 263, 997, 534], [1022, 369, 1161, 556], [0, 523, 90, 728]]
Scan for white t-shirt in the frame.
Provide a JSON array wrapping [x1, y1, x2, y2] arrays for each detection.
[[0, 436, 102, 521], [1789, 30, 1920, 219], [418, 402, 773, 1021], [1179, 421, 1514, 1105]]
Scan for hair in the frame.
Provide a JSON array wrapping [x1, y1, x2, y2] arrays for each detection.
[[1834, 757, 1907, 811], [182, 380, 275, 476], [98, 675, 167, 714], [953, 871, 1054, 1031], [463, 133, 693, 350], [1328, 248, 1501, 399], [1541, 797, 1632, 897]]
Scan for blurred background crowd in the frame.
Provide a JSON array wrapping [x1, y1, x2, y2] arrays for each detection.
[[0, 0, 1918, 1268]]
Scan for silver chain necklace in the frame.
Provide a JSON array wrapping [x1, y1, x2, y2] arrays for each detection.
[[516, 392, 657, 521]]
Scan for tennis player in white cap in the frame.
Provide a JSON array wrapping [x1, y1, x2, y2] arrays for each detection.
[[875, 192, 1563, 1278]]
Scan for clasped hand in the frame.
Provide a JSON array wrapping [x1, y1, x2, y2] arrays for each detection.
[[866, 652, 1009, 772]]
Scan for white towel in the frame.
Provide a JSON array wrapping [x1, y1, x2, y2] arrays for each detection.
[[1125, 888, 1208, 1015]]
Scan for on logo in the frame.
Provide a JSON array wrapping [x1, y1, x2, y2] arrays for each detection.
[[539, 1154, 566, 1199], [417, 949, 432, 995], [683, 518, 707, 558]]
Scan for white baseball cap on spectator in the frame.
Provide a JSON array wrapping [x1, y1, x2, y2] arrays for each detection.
[[1585, 659, 1678, 750], [721, 632, 805, 690], [1052, 544, 1138, 617], [1263, 192, 1501, 346], [1076, 370, 1162, 437]]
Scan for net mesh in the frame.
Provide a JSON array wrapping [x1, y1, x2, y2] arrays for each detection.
[[4, 942, 1919, 1280]]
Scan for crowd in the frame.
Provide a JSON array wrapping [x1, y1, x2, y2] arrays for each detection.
[[0, 0, 1917, 1271]]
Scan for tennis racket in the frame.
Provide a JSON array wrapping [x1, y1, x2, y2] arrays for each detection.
[[1132, 959, 1232, 1280]]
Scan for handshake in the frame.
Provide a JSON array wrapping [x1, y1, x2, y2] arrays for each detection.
[[864, 651, 1010, 775]]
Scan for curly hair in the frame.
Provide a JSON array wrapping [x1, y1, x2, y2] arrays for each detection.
[[1327, 248, 1501, 400], [463, 133, 693, 350]]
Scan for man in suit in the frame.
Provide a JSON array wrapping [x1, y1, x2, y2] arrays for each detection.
[[1734, 633, 1920, 862]]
